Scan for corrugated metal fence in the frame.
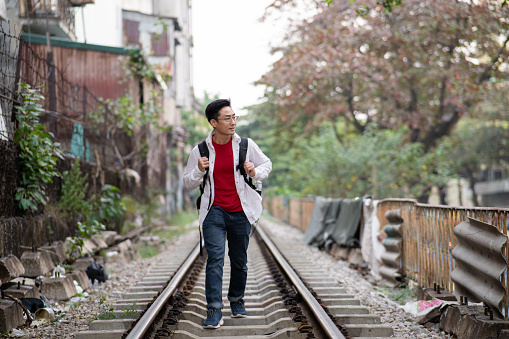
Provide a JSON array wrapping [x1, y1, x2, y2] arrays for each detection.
[[263, 197, 314, 231], [264, 196, 509, 317]]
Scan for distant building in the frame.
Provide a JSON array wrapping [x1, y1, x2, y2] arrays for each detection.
[[0, 0, 196, 215], [74, 0, 197, 213], [475, 168, 509, 208]]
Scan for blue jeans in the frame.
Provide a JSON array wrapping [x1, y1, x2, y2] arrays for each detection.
[[202, 205, 251, 310]]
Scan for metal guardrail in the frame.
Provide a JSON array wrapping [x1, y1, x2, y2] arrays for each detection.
[[265, 196, 509, 318], [379, 209, 403, 287], [377, 199, 509, 318], [451, 217, 508, 319]]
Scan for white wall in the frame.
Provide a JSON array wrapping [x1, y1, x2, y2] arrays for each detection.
[[0, 0, 7, 21], [74, 0, 123, 46], [154, 0, 178, 17], [122, 0, 152, 15]]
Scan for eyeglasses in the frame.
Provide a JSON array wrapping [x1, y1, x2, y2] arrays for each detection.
[[215, 116, 238, 123]]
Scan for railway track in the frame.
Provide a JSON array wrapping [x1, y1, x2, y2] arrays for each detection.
[[75, 219, 400, 339]]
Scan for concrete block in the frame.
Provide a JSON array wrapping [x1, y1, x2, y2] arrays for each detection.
[[3, 283, 40, 299], [115, 240, 132, 254], [113, 234, 123, 243], [423, 287, 457, 302], [74, 330, 125, 339], [11, 277, 36, 287], [459, 314, 509, 339], [344, 323, 394, 337], [439, 303, 495, 337], [416, 304, 446, 325], [101, 231, 118, 246], [68, 270, 90, 291], [40, 242, 68, 264], [499, 329, 509, 339], [89, 319, 134, 331], [83, 239, 98, 255], [106, 253, 129, 266], [126, 248, 141, 262], [40, 276, 78, 301], [90, 235, 108, 251], [0, 255, 25, 284], [74, 257, 94, 271], [20, 251, 55, 278], [0, 299, 24, 332]]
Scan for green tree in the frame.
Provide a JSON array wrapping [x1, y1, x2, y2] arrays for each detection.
[[259, 0, 509, 152]]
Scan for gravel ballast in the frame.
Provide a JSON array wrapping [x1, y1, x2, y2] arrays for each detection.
[[7, 218, 451, 338]]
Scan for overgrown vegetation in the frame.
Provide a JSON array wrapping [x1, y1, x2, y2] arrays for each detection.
[[58, 158, 90, 216], [67, 221, 105, 261], [135, 209, 198, 258], [94, 295, 116, 320], [59, 159, 126, 260], [14, 84, 63, 211], [375, 278, 417, 305]]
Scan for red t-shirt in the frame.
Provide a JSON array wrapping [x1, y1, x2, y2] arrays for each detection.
[[212, 138, 243, 212]]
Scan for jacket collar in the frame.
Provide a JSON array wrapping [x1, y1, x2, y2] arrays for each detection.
[[206, 131, 240, 146]]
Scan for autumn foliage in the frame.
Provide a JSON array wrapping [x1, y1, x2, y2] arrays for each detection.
[[259, 0, 509, 151]]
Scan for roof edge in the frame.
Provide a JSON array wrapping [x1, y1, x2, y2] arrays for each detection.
[[21, 33, 137, 55]]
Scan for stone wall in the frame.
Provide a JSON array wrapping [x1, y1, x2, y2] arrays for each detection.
[[0, 140, 140, 258], [0, 215, 72, 258], [0, 140, 20, 218]]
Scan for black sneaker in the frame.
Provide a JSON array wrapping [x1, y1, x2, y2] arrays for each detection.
[[203, 308, 223, 329], [230, 299, 247, 318]]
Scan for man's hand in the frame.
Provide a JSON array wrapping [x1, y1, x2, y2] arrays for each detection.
[[198, 157, 209, 172], [244, 161, 256, 177]]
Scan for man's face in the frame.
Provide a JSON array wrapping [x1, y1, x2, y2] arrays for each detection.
[[212, 106, 237, 136]]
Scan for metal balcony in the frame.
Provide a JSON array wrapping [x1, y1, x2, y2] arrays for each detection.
[[19, 0, 93, 40]]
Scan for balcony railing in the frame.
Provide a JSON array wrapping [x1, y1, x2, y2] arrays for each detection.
[[19, 0, 76, 38]]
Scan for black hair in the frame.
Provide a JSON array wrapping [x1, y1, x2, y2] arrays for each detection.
[[205, 99, 231, 122]]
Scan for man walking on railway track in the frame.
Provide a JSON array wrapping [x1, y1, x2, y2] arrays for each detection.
[[183, 98, 272, 329]]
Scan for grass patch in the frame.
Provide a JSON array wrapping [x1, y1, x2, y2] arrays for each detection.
[[137, 244, 160, 258], [152, 210, 198, 241], [135, 210, 198, 258], [168, 209, 198, 227], [375, 279, 417, 305]]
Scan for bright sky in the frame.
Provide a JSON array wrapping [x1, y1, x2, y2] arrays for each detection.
[[192, 0, 283, 114]]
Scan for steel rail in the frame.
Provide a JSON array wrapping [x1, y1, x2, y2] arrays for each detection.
[[126, 242, 201, 339], [256, 224, 346, 339]]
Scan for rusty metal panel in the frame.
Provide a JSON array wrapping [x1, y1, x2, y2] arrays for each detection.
[[379, 209, 403, 286], [451, 217, 507, 318], [23, 37, 137, 103]]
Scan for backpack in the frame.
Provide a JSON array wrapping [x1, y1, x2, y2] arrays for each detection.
[[196, 137, 261, 211]]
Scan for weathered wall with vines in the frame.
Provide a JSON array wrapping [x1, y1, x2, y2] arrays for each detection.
[[0, 148, 138, 257]]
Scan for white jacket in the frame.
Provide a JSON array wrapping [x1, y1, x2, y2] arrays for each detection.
[[183, 132, 272, 225]]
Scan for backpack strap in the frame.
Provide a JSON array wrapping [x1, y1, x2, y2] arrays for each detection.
[[196, 140, 209, 257], [236, 137, 261, 195], [196, 140, 209, 210]]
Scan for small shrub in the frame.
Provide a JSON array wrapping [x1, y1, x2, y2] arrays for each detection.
[[58, 158, 90, 216], [14, 84, 63, 211]]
